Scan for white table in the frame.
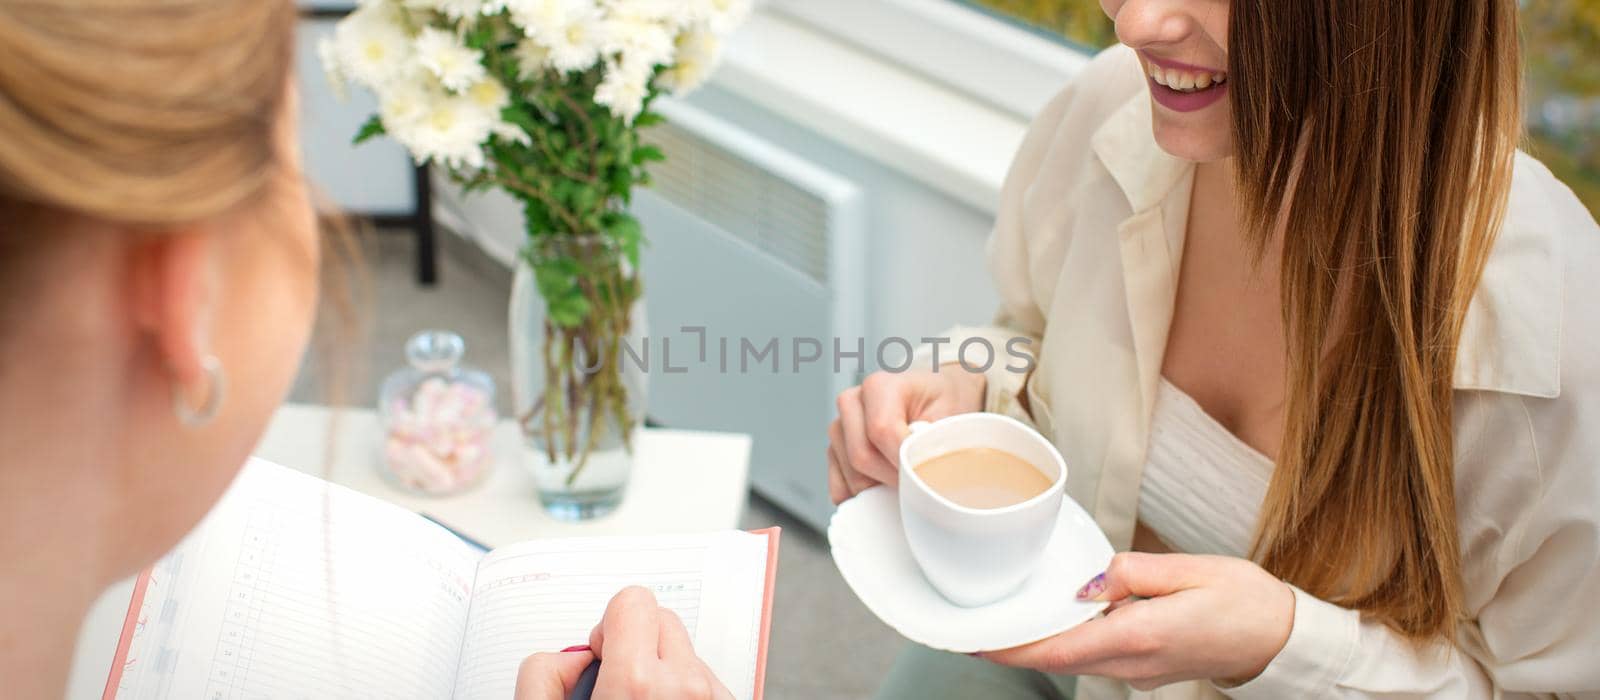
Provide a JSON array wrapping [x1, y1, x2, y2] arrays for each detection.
[[68, 403, 752, 699]]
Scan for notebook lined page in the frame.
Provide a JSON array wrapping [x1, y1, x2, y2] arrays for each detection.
[[112, 459, 481, 699], [452, 532, 770, 700]]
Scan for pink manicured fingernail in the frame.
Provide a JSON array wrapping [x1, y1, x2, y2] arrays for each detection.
[[1076, 572, 1106, 600], [561, 644, 591, 653]]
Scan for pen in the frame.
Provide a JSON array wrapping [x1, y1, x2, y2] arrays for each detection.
[[418, 512, 491, 553], [421, 514, 602, 698], [568, 659, 601, 700]]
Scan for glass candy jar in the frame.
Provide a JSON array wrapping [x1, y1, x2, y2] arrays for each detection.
[[378, 330, 497, 495]]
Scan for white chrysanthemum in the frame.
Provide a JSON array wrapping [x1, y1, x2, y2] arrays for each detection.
[[505, 0, 576, 35], [699, 0, 751, 35], [377, 75, 434, 137], [657, 28, 721, 94], [547, 7, 609, 73], [602, 10, 677, 69], [608, 0, 696, 29], [405, 0, 486, 20], [467, 76, 511, 113], [415, 27, 488, 92], [508, 0, 607, 73], [513, 37, 552, 80], [492, 121, 533, 146], [594, 57, 652, 122], [317, 36, 350, 100], [333, 2, 414, 89], [406, 90, 498, 169]]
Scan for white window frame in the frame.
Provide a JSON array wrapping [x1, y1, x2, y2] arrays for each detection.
[[765, 0, 1094, 120]]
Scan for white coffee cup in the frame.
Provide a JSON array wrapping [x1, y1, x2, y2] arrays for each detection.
[[898, 413, 1067, 607]]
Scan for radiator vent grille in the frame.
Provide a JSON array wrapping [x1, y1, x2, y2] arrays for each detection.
[[648, 122, 831, 285]]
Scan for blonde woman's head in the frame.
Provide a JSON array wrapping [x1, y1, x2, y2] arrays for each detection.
[[0, 0, 319, 581]]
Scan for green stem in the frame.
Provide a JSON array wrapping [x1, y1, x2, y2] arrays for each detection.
[[523, 247, 639, 487], [540, 321, 558, 464], [489, 171, 584, 233], [551, 83, 601, 179], [559, 331, 577, 463], [533, 129, 598, 185]]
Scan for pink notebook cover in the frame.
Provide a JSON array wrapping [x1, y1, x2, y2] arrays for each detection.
[[748, 527, 781, 700], [105, 527, 783, 699]]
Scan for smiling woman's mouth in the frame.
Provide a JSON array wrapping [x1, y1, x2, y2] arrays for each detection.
[[1144, 61, 1230, 113], [1148, 64, 1227, 93]]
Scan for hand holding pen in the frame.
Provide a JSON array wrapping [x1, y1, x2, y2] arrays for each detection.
[[514, 586, 733, 700]]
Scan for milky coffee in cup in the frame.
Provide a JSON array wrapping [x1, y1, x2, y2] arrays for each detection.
[[898, 414, 1067, 607], [913, 447, 1054, 509]]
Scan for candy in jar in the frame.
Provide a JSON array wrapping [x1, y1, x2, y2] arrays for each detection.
[[378, 330, 497, 495]]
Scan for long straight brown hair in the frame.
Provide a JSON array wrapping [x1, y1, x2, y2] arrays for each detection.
[[1228, 0, 1521, 640]]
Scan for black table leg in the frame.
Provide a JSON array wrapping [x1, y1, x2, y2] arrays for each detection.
[[414, 163, 437, 287]]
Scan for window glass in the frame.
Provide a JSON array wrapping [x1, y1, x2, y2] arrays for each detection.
[[958, 0, 1114, 50], [1524, 0, 1600, 217], [963, 0, 1600, 216]]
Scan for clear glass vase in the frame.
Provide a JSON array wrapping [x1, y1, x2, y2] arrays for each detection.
[[509, 234, 647, 520]]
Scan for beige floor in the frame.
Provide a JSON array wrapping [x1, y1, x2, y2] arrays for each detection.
[[290, 231, 905, 699]]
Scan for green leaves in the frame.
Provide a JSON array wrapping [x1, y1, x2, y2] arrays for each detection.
[[431, 64, 673, 325], [501, 104, 539, 134], [471, 81, 670, 237], [463, 23, 495, 51], [631, 144, 665, 165], [605, 213, 644, 268], [530, 254, 592, 328], [353, 115, 386, 145], [546, 293, 592, 328]]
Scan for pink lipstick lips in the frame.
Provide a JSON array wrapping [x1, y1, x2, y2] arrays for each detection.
[[1141, 51, 1229, 113]]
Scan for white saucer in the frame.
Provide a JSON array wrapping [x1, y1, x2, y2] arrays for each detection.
[[828, 485, 1114, 653]]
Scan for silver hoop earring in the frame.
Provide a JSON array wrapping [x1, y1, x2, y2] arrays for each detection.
[[173, 355, 226, 427]]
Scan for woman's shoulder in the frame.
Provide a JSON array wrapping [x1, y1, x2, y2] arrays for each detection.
[[1506, 151, 1599, 242], [1456, 152, 1600, 555], [1466, 151, 1599, 402], [1502, 150, 1600, 397]]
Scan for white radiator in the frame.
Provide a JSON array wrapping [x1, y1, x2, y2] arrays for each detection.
[[637, 99, 866, 530]]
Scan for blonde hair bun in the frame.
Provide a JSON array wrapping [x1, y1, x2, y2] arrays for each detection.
[[0, 0, 296, 226]]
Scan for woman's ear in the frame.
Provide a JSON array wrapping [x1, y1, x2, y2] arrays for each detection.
[[128, 229, 217, 391]]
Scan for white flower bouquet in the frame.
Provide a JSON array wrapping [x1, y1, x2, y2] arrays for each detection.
[[322, 0, 749, 480]]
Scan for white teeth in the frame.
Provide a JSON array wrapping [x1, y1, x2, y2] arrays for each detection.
[[1148, 63, 1227, 92]]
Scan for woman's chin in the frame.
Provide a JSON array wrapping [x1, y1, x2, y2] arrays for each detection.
[[1150, 112, 1235, 163]]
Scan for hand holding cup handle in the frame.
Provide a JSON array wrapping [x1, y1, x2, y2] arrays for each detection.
[[827, 368, 987, 504]]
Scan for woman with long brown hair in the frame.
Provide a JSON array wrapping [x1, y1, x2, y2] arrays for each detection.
[[0, 1, 729, 697], [829, 0, 1600, 697]]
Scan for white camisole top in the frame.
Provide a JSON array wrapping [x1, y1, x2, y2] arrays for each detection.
[[1137, 378, 1276, 558]]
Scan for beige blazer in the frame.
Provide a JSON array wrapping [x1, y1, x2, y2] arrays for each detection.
[[942, 45, 1600, 699]]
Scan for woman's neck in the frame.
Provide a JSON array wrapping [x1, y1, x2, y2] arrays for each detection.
[[0, 473, 111, 699], [0, 566, 99, 699], [0, 350, 125, 698]]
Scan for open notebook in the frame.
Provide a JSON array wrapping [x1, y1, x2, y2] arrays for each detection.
[[103, 458, 779, 699]]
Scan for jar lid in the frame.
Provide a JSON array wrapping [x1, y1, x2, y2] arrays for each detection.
[[405, 330, 466, 373]]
